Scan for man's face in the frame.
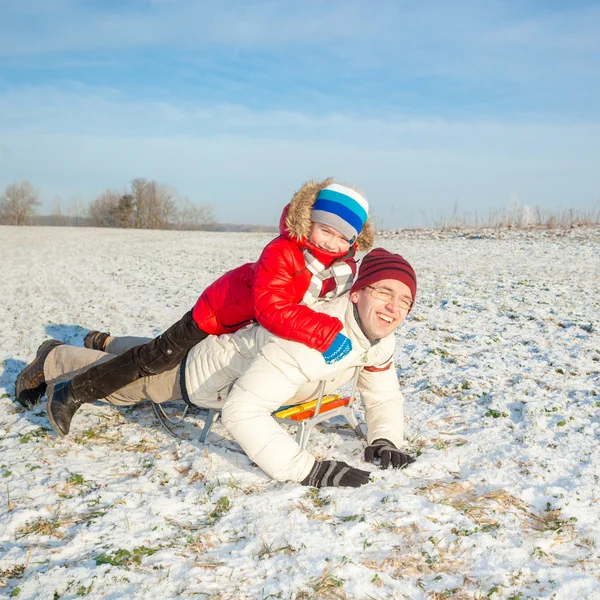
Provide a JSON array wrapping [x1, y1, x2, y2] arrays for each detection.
[[350, 278, 412, 341]]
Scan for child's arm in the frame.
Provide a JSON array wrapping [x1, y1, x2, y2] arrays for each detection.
[[253, 240, 345, 353]]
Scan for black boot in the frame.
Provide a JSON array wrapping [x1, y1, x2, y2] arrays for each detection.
[[69, 311, 208, 403], [47, 381, 85, 437], [15, 339, 63, 408]]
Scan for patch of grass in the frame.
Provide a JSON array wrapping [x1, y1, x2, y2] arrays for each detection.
[[338, 514, 361, 523], [16, 504, 110, 538], [208, 496, 230, 521], [486, 409, 508, 419], [96, 546, 157, 568], [114, 439, 159, 453], [76, 583, 93, 596], [17, 519, 65, 538], [256, 540, 295, 560], [418, 480, 579, 549], [0, 565, 26, 593], [298, 565, 345, 600], [72, 427, 116, 445], [451, 523, 499, 537], [18, 427, 49, 444], [225, 478, 257, 495], [363, 522, 465, 581], [303, 487, 331, 508], [0, 565, 26, 579], [431, 438, 453, 450], [531, 506, 575, 536], [6, 484, 15, 512], [417, 482, 513, 528], [429, 347, 451, 359], [70, 427, 102, 445], [188, 471, 205, 484], [67, 473, 85, 485], [530, 546, 547, 559]]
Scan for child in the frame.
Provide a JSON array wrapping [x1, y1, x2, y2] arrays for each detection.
[[18, 179, 374, 436]]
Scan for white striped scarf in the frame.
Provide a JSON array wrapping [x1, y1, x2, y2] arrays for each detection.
[[301, 249, 355, 306]]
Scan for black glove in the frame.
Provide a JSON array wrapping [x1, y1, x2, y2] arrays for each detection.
[[301, 460, 371, 488], [364, 439, 415, 469]]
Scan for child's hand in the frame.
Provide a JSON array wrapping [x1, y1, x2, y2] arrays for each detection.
[[322, 333, 352, 364]]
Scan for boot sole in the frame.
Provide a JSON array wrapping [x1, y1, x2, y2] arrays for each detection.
[[46, 392, 68, 437], [15, 340, 62, 407], [15, 384, 47, 410]]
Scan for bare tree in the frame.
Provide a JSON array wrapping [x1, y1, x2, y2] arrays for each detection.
[[67, 193, 88, 226], [89, 189, 122, 227], [79, 179, 219, 231], [129, 178, 145, 228], [146, 181, 178, 229], [89, 183, 178, 229], [114, 193, 135, 228], [177, 198, 218, 230], [51, 195, 64, 226], [0, 181, 41, 225]]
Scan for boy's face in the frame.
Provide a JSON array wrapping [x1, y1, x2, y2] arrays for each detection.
[[350, 278, 412, 341], [309, 222, 351, 254]]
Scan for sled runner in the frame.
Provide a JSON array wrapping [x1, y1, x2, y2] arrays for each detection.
[[153, 366, 365, 450]]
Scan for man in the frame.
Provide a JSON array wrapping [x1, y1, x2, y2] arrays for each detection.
[[16, 248, 417, 489]]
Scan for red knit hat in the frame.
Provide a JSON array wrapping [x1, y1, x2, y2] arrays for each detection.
[[351, 248, 417, 302]]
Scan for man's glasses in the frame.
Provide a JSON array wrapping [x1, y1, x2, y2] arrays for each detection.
[[366, 286, 413, 311]]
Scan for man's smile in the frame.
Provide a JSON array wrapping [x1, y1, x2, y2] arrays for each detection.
[[376, 312, 394, 324]]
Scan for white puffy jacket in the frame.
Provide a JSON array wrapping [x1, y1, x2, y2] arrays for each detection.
[[184, 295, 405, 482]]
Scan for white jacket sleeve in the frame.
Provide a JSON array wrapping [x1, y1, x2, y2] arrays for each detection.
[[359, 364, 405, 448], [220, 341, 316, 483]]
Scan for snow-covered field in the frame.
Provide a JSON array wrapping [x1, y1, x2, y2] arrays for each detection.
[[0, 225, 598, 600]]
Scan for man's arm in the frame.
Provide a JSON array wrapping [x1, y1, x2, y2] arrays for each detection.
[[358, 362, 406, 449], [220, 341, 317, 483]]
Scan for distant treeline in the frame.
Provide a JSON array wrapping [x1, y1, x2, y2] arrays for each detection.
[[427, 200, 600, 230], [4, 179, 597, 233], [1, 178, 231, 231], [22, 214, 278, 233]]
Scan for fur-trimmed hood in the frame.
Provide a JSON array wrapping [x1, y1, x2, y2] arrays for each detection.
[[280, 178, 375, 252]]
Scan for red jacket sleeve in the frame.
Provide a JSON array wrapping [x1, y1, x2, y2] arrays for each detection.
[[253, 238, 344, 353], [192, 262, 255, 335]]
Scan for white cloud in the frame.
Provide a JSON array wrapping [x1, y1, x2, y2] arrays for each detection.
[[2, 0, 598, 85], [1, 86, 598, 227]]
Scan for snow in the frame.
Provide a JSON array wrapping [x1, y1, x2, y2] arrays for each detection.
[[0, 225, 599, 600]]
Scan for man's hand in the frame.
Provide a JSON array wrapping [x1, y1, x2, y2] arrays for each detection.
[[301, 459, 370, 488], [322, 333, 352, 364], [364, 439, 415, 469]]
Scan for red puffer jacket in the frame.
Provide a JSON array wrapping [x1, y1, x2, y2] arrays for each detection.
[[191, 179, 375, 352]]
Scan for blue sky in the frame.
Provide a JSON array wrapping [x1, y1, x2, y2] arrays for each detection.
[[1, 0, 599, 227]]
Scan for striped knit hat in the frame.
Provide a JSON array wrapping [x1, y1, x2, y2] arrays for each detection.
[[351, 248, 417, 302], [312, 183, 369, 244]]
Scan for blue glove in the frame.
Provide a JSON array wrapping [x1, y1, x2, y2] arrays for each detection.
[[322, 333, 352, 364]]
